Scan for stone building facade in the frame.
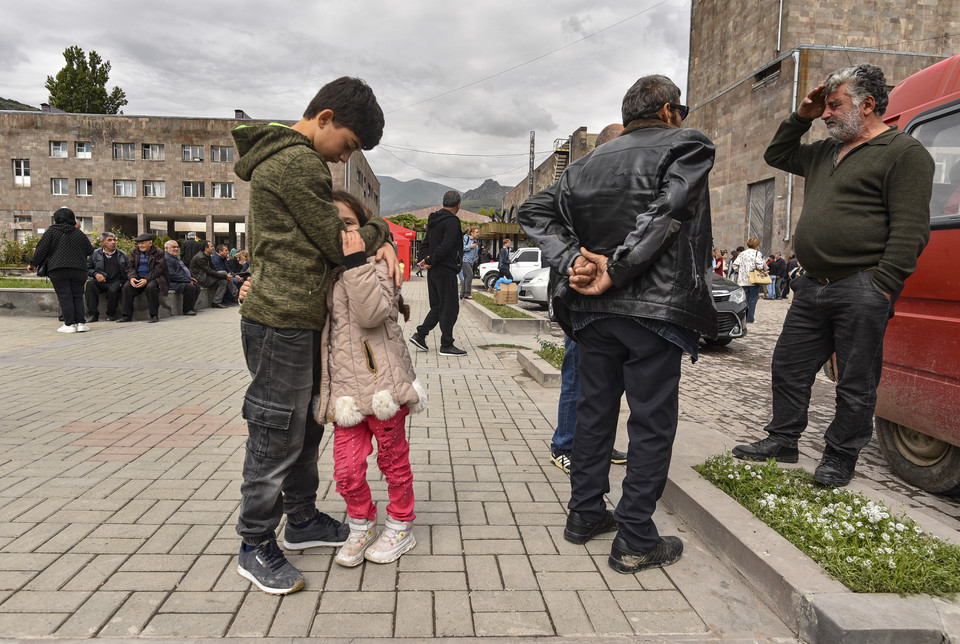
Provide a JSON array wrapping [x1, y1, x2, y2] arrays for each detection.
[[686, 0, 958, 256], [501, 127, 597, 223], [0, 108, 380, 247]]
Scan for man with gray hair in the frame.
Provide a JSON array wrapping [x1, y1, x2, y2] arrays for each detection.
[[84, 231, 129, 322], [733, 64, 934, 487], [411, 190, 467, 356], [520, 75, 716, 573]]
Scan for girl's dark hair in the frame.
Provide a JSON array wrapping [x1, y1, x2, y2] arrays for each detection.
[[397, 294, 410, 322], [331, 190, 369, 226]]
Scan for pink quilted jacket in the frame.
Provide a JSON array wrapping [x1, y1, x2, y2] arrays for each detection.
[[314, 257, 425, 426]]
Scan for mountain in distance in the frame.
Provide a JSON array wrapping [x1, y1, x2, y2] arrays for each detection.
[[0, 97, 39, 111], [377, 176, 510, 215]]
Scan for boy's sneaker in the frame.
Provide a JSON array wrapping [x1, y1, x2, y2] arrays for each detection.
[[335, 516, 377, 567], [75, 322, 90, 333], [282, 510, 349, 549], [439, 345, 467, 356], [610, 448, 628, 464], [550, 448, 572, 474], [237, 538, 304, 595], [57, 324, 77, 333], [409, 333, 428, 352], [364, 516, 416, 564]]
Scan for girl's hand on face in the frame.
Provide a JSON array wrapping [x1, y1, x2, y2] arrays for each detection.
[[341, 230, 365, 255]]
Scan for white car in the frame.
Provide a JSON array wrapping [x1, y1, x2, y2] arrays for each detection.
[[517, 267, 550, 308], [479, 247, 545, 289]]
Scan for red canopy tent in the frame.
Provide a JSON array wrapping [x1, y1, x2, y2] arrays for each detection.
[[385, 220, 417, 281]]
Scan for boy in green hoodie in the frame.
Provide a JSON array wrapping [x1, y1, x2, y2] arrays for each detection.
[[231, 77, 395, 595]]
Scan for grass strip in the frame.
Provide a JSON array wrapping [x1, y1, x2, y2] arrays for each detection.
[[472, 291, 533, 319], [695, 454, 960, 596], [0, 277, 53, 288]]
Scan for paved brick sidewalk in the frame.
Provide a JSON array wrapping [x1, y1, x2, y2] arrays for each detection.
[[0, 277, 794, 640]]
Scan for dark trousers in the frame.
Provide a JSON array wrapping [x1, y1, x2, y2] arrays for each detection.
[[170, 282, 199, 313], [84, 278, 123, 317], [48, 268, 86, 326], [417, 269, 459, 347], [570, 317, 681, 552], [237, 317, 323, 543], [764, 271, 891, 460], [460, 261, 474, 298], [121, 279, 160, 317], [744, 284, 760, 322]]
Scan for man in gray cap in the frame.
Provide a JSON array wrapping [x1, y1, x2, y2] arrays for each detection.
[[118, 233, 168, 323]]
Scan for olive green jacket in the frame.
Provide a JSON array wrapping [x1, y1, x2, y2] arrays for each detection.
[[232, 123, 388, 330]]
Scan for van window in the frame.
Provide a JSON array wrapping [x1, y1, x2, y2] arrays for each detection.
[[908, 109, 960, 226]]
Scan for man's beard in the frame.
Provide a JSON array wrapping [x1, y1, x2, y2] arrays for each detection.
[[825, 106, 864, 142]]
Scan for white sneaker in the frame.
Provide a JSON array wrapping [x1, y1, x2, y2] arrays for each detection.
[[335, 517, 377, 567], [57, 324, 77, 334], [364, 516, 415, 564], [75, 323, 90, 332]]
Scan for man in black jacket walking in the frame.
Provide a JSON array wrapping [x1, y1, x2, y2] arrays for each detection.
[[519, 75, 716, 574], [410, 191, 467, 356]]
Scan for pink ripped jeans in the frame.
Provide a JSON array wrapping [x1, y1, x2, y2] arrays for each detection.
[[332, 406, 415, 523]]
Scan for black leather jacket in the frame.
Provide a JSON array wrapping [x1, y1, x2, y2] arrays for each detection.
[[519, 120, 718, 339]]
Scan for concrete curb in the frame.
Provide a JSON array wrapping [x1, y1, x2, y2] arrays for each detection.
[[516, 349, 561, 387], [663, 422, 960, 643], [462, 298, 551, 334], [0, 287, 214, 319]]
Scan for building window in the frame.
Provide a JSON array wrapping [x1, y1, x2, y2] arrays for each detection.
[[76, 141, 92, 158], [182, 145, 204, 162], [143, 180, 165, 198], [50, 141, 68, 158], [13, 159, 30, 186], [51, 178, 69, 195], [76, 179, 93, 196], [113, 143, 135, 160], [142, 143, 165, 160], [77, 217, 93, 232], [114, 180, 136, 197], [14, 215, 31, 224], [183, 181, 205, 197], [211, 146, 234, 162], [212, 182, 234, 198]]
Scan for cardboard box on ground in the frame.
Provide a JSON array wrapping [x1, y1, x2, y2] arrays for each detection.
[[494, 283, 518, 305]]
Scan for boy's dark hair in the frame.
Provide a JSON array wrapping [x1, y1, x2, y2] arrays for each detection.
[[304, 77, 384, 150], [331, 190, 370, 226]]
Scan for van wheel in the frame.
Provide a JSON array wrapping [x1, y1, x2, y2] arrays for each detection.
[[483, 272, 500, 290], [875, 416, 960, 495]]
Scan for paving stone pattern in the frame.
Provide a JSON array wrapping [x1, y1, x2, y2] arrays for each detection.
[[0, 276, 838, 640]]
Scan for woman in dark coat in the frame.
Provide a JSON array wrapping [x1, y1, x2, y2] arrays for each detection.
[[30, 207, 94, 333]]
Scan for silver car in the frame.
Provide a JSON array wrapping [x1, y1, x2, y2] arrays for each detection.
[[517, 267, 550, 308]]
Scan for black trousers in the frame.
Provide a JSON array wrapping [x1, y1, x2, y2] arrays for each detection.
[[84, 278, 124, 317], [570, 317, 682, 553], [416, 269, 459, 347], [121, 279, 161, 317], [170, 282, 199, 313], [48, 268, 87, 326]]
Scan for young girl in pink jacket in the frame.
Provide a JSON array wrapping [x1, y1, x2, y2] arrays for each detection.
[[319, 190, 425, 566]]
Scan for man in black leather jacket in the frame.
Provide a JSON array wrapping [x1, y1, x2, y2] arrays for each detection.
[[519, 74, 717, 574]]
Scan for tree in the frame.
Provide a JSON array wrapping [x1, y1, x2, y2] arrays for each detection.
[[45, 46, 128, 114]]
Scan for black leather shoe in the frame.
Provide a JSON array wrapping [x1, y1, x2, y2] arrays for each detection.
[[116, 316, 132, 323], [148, 315, 159, 323], [563, 510, 618, 545], [85, 314, 99, 323], [813, 449, 856, 487], [731, 437, 799, 463], [609, 534, 683, 574], [211, 302, 228, 309]]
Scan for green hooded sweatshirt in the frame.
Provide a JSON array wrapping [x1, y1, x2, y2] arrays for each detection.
[[232, 123, 388, 331]]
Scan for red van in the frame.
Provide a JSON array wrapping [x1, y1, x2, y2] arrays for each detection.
[[873, 55, 960, 494]]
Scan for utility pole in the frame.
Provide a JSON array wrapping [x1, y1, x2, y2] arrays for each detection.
[[527, 131, 535, 199]]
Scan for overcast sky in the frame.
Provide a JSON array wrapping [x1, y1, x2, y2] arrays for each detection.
[[1, 0, 692, 192]]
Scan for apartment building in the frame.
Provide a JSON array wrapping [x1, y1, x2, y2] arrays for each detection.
[[1, 107, 380, 247]]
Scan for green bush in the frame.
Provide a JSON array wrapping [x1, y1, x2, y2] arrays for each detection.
[[535, 338, 565, 369]]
